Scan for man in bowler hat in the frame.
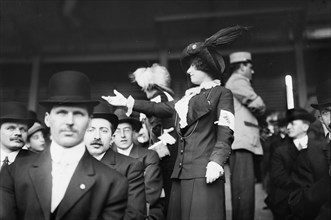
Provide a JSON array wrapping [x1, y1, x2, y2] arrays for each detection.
[[288, 78, 331, 220], [0, 71, 128, 220], [84, 101, 146, 220], [112, 108, 164, 220], [267, 108, 315, 220], [0, 101, 34, 171]]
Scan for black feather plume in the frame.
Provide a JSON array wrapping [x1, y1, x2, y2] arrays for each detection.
[[204, 25, 249, 47]]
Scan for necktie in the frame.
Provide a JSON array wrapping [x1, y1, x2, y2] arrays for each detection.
[[1, 156, 9, 169]]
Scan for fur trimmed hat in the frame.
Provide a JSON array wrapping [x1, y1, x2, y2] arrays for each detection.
[[129, 63, 174, 95]]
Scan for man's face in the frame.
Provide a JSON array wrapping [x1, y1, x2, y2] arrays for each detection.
[[44, 106, 90, 148], [319, 106, 331, 132], [287, 119, 309, 138], [0, 122, 28, 153], [29, 130, 46, 152], [113, 122, 133, 150], [84, 118, 113, 157], [240, 63, 254, 80]]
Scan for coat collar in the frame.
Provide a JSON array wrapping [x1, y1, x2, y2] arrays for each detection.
[[101, 149, 117, 165]]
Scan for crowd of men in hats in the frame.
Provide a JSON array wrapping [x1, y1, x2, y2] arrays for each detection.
[[0, 25, 330, 220]]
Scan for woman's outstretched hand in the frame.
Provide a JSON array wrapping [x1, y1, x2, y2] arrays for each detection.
[[102, 89, 128, 107]]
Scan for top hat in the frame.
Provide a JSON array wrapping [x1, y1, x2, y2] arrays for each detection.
[[0, 102, 35, 127], [39, 71, 99, 107], [286, 108, 315, 123], [114, 108, 142, 132], [311, 78, 331, 109], [180, 25, 248, 78], [229, 52, 252, 64], [92, 101, 119, 130]]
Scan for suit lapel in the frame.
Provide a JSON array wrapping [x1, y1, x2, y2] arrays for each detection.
[[29, 148, 52, 220], [101, 149, 116, 166], [129, 144, 139, 159], [56, 151, 96, 220]]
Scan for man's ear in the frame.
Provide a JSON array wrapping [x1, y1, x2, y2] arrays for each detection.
[[44, 112, 50, 128]]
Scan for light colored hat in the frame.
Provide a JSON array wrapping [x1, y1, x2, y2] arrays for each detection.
[[229, 52, 252, 64]]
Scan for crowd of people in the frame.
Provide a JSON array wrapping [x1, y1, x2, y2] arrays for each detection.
[[0, 25, 330, 220]]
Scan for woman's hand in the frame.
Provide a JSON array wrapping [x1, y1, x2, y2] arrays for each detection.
[[205, 161, 224, 184], [102, 90, 128, 107]]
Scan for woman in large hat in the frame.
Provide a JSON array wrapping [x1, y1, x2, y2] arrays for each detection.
[[103, 25, 248, 220]]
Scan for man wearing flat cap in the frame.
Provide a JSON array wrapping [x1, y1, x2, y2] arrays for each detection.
[[84, 101, 146, 220], [288, 78, 331, 220], [0, 101, 35, 171], [267, 108, 315, 220], [225, 51, 266, 220], [0, 71, 128, 220]]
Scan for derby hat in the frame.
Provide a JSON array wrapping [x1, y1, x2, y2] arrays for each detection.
[[286, 108, 315, 123], [114, 108, 142, 132], [311, 78, 331, 109], [180, 25, 248, 78], [0, 102, 35, 127], [39, 70, 99, 107], [92, 101, 119, 130]]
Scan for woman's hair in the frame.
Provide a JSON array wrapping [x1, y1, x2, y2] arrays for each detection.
[[190, 56, 218, 79]]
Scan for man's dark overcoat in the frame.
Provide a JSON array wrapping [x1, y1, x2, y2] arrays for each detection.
[[0, 146, 128, 220]]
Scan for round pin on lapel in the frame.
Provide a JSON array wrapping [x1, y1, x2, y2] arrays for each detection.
[[80, 184, 86, 190]]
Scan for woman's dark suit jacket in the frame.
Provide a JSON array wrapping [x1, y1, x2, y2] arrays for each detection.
[[0, 146, 128, 220]]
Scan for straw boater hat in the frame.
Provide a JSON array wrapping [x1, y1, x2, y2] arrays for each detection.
[[0, 102, 35, 127], [129, 63, 174, 96], [229, 52, 252, 64], [92, 101, 119, 130], [311, 78, 331, 110], [180, 25, 248, 78], [39, 70, 99, 107]]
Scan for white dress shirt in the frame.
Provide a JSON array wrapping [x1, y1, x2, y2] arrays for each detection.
[[293, 135, 308, 151], [50, 141, 85, 212], [0, 149, 19, 169], [117, 144, 133, 156]]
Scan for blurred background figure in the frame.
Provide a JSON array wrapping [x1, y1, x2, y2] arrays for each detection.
[[129, 63, 178, 214], [26, 121, 47, 153]]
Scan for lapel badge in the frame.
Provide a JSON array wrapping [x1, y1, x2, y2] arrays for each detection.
[[80, 184, 86, 190]]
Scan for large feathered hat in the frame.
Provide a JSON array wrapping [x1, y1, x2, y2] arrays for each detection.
[[129, 63, 174, 95], [180, 25, 248, 78]]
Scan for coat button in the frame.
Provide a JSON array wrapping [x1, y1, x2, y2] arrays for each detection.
[[179, 162, 182, 167], [180, 150, 184, 154], [80, 184, 86, 190]]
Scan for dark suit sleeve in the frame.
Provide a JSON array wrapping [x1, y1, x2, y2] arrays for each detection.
[[125, 160, 147, 220], [143, 150, 163, 206], [0, 165, 18, 220], [270, 147, 293, 189], [134, 100, 175, 118], [209, 89, 234, 166], [101, 173, 129, 220]]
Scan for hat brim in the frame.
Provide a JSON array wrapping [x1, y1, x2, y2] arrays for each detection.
[[39, 99, 99, 107], [311, 102, 331, 110], [118, 118, 142, 132], [92, 113, 119, 130], [0, 118, 35, 128]]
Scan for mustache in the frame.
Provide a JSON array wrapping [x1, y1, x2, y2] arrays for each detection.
[[90, 140, 103, 145], [10, 137, 24, 142]]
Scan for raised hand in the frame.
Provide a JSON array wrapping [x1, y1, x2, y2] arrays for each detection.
[[101, 90, 128, 107]]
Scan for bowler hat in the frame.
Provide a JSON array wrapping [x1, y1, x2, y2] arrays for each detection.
[[114, 108, 142, 132], [286, 108, 315, 123], [311, 78, 331, 109], [180, 25, 248, 78], [0, 102, 35, 127], [39, 71, 99, 107], [92, 101, 119, 130]]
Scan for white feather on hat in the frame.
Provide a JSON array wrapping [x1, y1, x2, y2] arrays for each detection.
[[130, 63, 171, 92]]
